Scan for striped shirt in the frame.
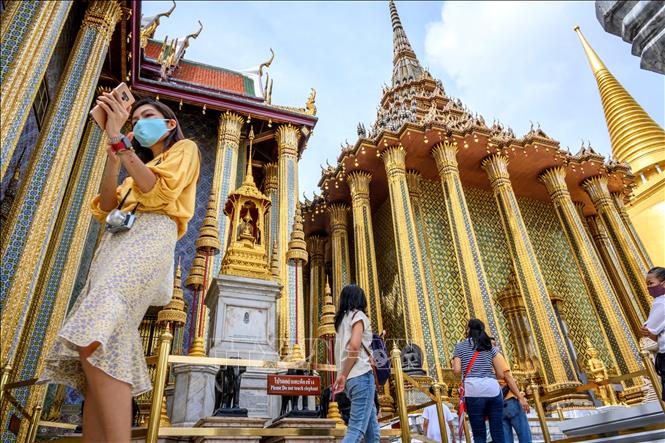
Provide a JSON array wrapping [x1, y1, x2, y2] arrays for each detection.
[[454, 338, 501, 397]]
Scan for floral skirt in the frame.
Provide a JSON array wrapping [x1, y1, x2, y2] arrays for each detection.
[[40, 212, 177, 396]]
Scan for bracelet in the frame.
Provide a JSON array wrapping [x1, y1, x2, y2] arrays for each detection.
[[115, 147, 134, 155], [108, 134, 124, 144]]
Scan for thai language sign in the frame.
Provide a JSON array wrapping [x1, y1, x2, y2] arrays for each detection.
[[267, 374, 321, 396]]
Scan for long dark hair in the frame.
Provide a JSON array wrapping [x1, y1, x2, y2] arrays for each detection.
[[467, 318, 492, 351], [334, 284, 367, 332], [130, 97, 185, 163]]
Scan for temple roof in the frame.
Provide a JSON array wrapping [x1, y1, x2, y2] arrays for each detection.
[[144, 39, 258, 98], [389, 0, 425, 88]]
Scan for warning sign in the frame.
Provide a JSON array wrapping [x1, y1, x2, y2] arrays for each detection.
[[267, 375, 321, 396]]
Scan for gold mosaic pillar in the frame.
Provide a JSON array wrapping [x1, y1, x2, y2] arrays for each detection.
[[307, 234, 327, 348], [583, 176, 651, 314], [275, 124, 300, 355], [286, 204, 308, 360], [3, 119, 109, 439], [263, 162, 279, 266], [1, 0, 73, 179], [382, 147, 442, 377], [482, 154, 577, 388], [0, 0, 122, 367], [327, 202, 352, 302], [212, 111, 244, 275], [611, 192, 652, 270], [346, 171, 383, 333], [431, 141, 502, 342], [540, 167, 643, 394], [587, 215, 645, 335], [406, 170, 449, 366]]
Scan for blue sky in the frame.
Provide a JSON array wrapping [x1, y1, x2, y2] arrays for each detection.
[[143, 1, 664, 196]]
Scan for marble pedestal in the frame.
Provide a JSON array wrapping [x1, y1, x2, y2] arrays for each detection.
[[171, 364, 218, 427], [266, 417, 342, 443], [206, 274, 282, 419], [193, 417, 266, 443]]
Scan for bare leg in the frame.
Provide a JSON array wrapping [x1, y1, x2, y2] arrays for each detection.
[[80, 346, 105, 443], [80, 342, 132, 442]]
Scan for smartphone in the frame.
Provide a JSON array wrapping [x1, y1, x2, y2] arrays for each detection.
[[90, 82, 135, 129]]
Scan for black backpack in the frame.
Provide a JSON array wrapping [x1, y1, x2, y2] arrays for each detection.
[[370, 333, 391, 386]]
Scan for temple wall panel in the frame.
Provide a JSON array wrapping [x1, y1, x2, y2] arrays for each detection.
[[418, 179, 469, 359], [372, 198, 405, 342], [515, 194, 612, 366]]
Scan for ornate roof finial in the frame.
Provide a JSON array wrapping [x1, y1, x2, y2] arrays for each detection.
[[245, 126, 255, 184], [574, 26, 665, 175], [388, 0, 424, 87]]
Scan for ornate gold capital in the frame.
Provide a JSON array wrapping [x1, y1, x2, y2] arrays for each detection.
[[405, 170, 421, 197], [347, 171, 372, 203], [481, 153, 511, 188], [431, 141, 459, 176], [307, 235, 327, 264], [582, 175, 612, 208], [327, 203, 349, 232], [539, 166, 569, 201], [217, 111, 244, 148], [275, 124, 300, 157], [263, 162, 278, 193], [381, 146, 406, 177], [83, 0, 122, 40]]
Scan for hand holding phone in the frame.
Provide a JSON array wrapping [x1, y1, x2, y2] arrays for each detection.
[[90, 82, 135, 131]]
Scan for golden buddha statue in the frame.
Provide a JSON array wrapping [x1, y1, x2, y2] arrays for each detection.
[[238, 211, 255, 244]]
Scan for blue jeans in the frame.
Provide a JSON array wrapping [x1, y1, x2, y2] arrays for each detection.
[[342, 371, 380, 443], [466, 393, 505, 443], [502, 398, 532, 442]]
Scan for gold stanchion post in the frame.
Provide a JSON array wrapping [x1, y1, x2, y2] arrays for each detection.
[[433, 382, 449, 443], [640, 349, 665, 415], [390, 343, 410, 443], [146, 324, 173, 443], [530, 381, 551, 443], [26, 404, 42, 443], [463, 417, 472, 443], [0, 360, 11, 405]]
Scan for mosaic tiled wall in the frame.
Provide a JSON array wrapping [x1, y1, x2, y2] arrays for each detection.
[[516, 194, 611, 366], [372, 199, 405, 341], [416, 180, 610, 368], [419, 179, 470, 359]]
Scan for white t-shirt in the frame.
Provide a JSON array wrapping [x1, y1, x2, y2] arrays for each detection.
[[422, 403, 454, 443], [645, 295, 665, 353], [335, 310, 373, 380]]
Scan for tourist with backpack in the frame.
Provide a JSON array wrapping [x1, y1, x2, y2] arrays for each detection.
[[333, 284, 381, 443], [453, 319, 506, 443]]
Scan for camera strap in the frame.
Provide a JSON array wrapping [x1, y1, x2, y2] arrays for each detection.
[[117, 188, 140, 214]]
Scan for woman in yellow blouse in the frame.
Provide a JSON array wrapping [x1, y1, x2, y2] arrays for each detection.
[[41, 93, 200, 442]]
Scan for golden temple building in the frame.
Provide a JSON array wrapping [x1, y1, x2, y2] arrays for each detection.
[[0, 0, 662, 441]]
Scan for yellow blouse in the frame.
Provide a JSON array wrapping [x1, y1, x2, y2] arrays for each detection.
[[91, 139, 200, 239]]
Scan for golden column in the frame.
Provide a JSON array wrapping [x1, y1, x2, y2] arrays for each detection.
[[327, 202, 352, 302], [1, 0, 73, 179], [431, 141, 502, 342], [346, 171, 383, 333], [406, 170, 449, 366], [583, 176, 651, 314], [0, 0, 122, 367], [212, 111, 245, 275], [611, 192, 652, 270], [382, 146, 442, 377], [540, 167, 643, 396], [263, 162, 279, 265], [586, 215, 645, 335], [286, 204, 308, 361], [275, 124, 300, 355], [307, 234, 327, 349], [482, 154, 577, 389], [2, 119, 109, 439]]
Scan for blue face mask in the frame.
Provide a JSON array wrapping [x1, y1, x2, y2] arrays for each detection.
[[133, 118, 171, 147]]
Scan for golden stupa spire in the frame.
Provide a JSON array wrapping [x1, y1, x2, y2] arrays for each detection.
[[157, 258, 187, 327], [244, 126, 255, 185], [286, 203, 308, 265], [317, 277, 336, 338], [574, 26, 665, 175], [196, 192, 221, 256], [389, 0, 423, 87]]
